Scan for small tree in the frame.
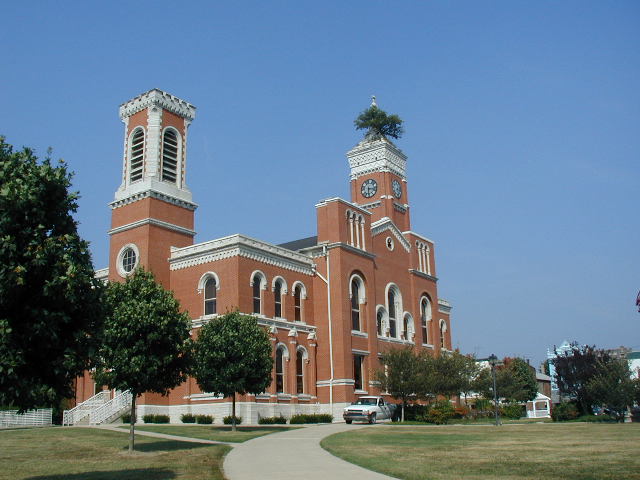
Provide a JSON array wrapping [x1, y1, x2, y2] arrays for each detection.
[[354, 103, 404, 140], [431, 351, 480, 400], [192, 312, 273, 431], [499, 358, 538, 403], [0, 137, 103, 411], [374, 347, 422, 421], [586, 357, 636, 422], [93, 269, 192, 452]]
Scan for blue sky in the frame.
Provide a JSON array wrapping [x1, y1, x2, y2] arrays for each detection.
[[2, 1, 638, 366]]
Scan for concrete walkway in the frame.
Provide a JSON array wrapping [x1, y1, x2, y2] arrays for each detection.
[[223, 423, 395, 480]]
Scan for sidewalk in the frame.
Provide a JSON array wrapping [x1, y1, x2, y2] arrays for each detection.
[[223, 423, 395, 480]]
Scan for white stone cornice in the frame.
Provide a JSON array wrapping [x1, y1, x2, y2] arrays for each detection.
[[314, 197, 371, 216], [119, 88, 196, 121], [347, 137, 407, 181], [108, 218, 196, 237], [403, 230, 435, 245], [370, 217, 411, 252], [94, 268, 109, 283], [170, 234, 316, 274], [110, 188, 197, 211], [408, 269, 438, 282], [326, 242, 377, 259], [438, 299, 452, 313]]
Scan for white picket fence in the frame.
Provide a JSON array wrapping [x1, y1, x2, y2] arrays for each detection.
[[0, 408, 53, 427]]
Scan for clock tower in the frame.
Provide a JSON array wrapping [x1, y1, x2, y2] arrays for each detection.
[[347, 103, 410, 231], [108, 89, 197, 288]]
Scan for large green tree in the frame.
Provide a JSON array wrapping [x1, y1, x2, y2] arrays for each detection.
[[192, 311, 273, 431], [473, 357, 538, 403], [430, 351, 480, 400], [553, 345, 611, 414], [586, 356, 636, 422], [374, 347, 423, 421], [354, 103, 404, 140], [0, 137, 103, 411], [93, 269, 192, 452]]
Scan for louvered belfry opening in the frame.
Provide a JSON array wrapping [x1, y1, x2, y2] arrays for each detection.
[[129, 128, 145, 182], [161, 129, 179, 183]]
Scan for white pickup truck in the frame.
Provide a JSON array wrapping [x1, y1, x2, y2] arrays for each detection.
[[343, 396, 396, 424]]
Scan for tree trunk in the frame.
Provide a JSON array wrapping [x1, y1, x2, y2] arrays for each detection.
[[232, 392, 237, 432], [401, 399, 405, 422], [129, 395, 136, 453]]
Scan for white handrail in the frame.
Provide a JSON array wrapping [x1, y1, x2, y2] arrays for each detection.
[[62, 390, 111, 426], [89, 390, 132, 425]]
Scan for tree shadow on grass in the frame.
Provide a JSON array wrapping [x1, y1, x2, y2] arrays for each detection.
[[125, 440, 212, 452], [26, 468, 175, 480]]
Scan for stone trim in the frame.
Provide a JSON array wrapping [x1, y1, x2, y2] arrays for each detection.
[[120, 88, 196, 122], [403, 230, 435, 245], [438, 299, 452, 313], [110, 189, 198, 211], [170, 234, 315, 274], [371, 217, 411, 252], [408, 269, 438, 282], [316, 379, 355, 387], [347, 137, 408, 181], [109, 217, 196, 237]]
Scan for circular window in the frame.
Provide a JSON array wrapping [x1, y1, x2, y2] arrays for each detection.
[[116, 244, 140, 277], [386, 237, 394, 251]]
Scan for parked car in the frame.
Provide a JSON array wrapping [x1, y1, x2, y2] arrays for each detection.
[[343, 396, 396, 424]]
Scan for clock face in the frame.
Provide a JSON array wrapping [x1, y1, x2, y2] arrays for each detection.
[[361, 179, 377, 198], [392, 179, 402, 199]]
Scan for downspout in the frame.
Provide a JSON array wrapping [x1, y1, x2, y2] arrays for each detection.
[[314, 244, 334, 413]]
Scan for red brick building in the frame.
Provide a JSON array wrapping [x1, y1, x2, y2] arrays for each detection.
[[74, 89, 453, 423]]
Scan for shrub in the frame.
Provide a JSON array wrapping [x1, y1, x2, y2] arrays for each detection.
[[142, 414, 155, 423], [289, 413, 333, 424], [196, 415, 214, 424], [223, 415, 242, 425], [143, 414, 170, 423], [576, 414, 616, 423], [258, 415, 287, 424], [423, 401, 455, 425], [402, 404, 428, 421], [181, 413, 196, 423], [552, 402, 579, 422], [453, 406, 470, 419], [121, 413, 132, 424], [500, 402, 524, 419]]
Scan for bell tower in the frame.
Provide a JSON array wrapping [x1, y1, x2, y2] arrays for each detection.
[[108, 89, 197, 287], [347, 99, 410, 231]]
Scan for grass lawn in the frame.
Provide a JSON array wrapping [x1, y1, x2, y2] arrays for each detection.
[[118, 424, 299, 443], [321, 423, 640, 480], [0, 427, 229, 480]]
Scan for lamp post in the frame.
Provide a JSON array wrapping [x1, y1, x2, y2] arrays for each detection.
[[488, 354, 501, 426]]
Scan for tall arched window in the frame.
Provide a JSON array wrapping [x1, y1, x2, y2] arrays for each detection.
[[351, 279, 361, 331], [296, 350, 304, 394], [252, 274, 263, 314], [388, 290, 397, 338], [293, 284, 302, 322], [129, 128, 145, 183], [274, 280, 283, 318], [161, 129, 179, 184], [204, 277, 216, 315], [275, 347, 285, 393], [420, 297, 431, 344], [376, 310, 383, 336], [402, 315, 409, 340], [440, 320, 447, 349]]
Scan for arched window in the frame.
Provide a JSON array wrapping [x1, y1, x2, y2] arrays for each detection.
[[388, 290, 397, 338], [251, 273, 265, 314], [274, 280, 283, 318], [296, 349, 304, 394], [275, 347, 285, 393], [161, 128, 179, 184], [420, 297, 432, 344], [204, 277, 216, 315], [402, 315, 409, 340], [293, 284, 303, 322], [440, 320, 447, 349], [351, 279, 361, 331], [129, 128, 145, 183], [376, 310, 383, 336]]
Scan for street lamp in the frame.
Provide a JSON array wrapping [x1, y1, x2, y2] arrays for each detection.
[[488, 354, 501, 426]]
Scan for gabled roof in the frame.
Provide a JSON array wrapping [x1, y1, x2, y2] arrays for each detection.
[[278, 236, 318, 252], [370, 217, 411, 252]]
